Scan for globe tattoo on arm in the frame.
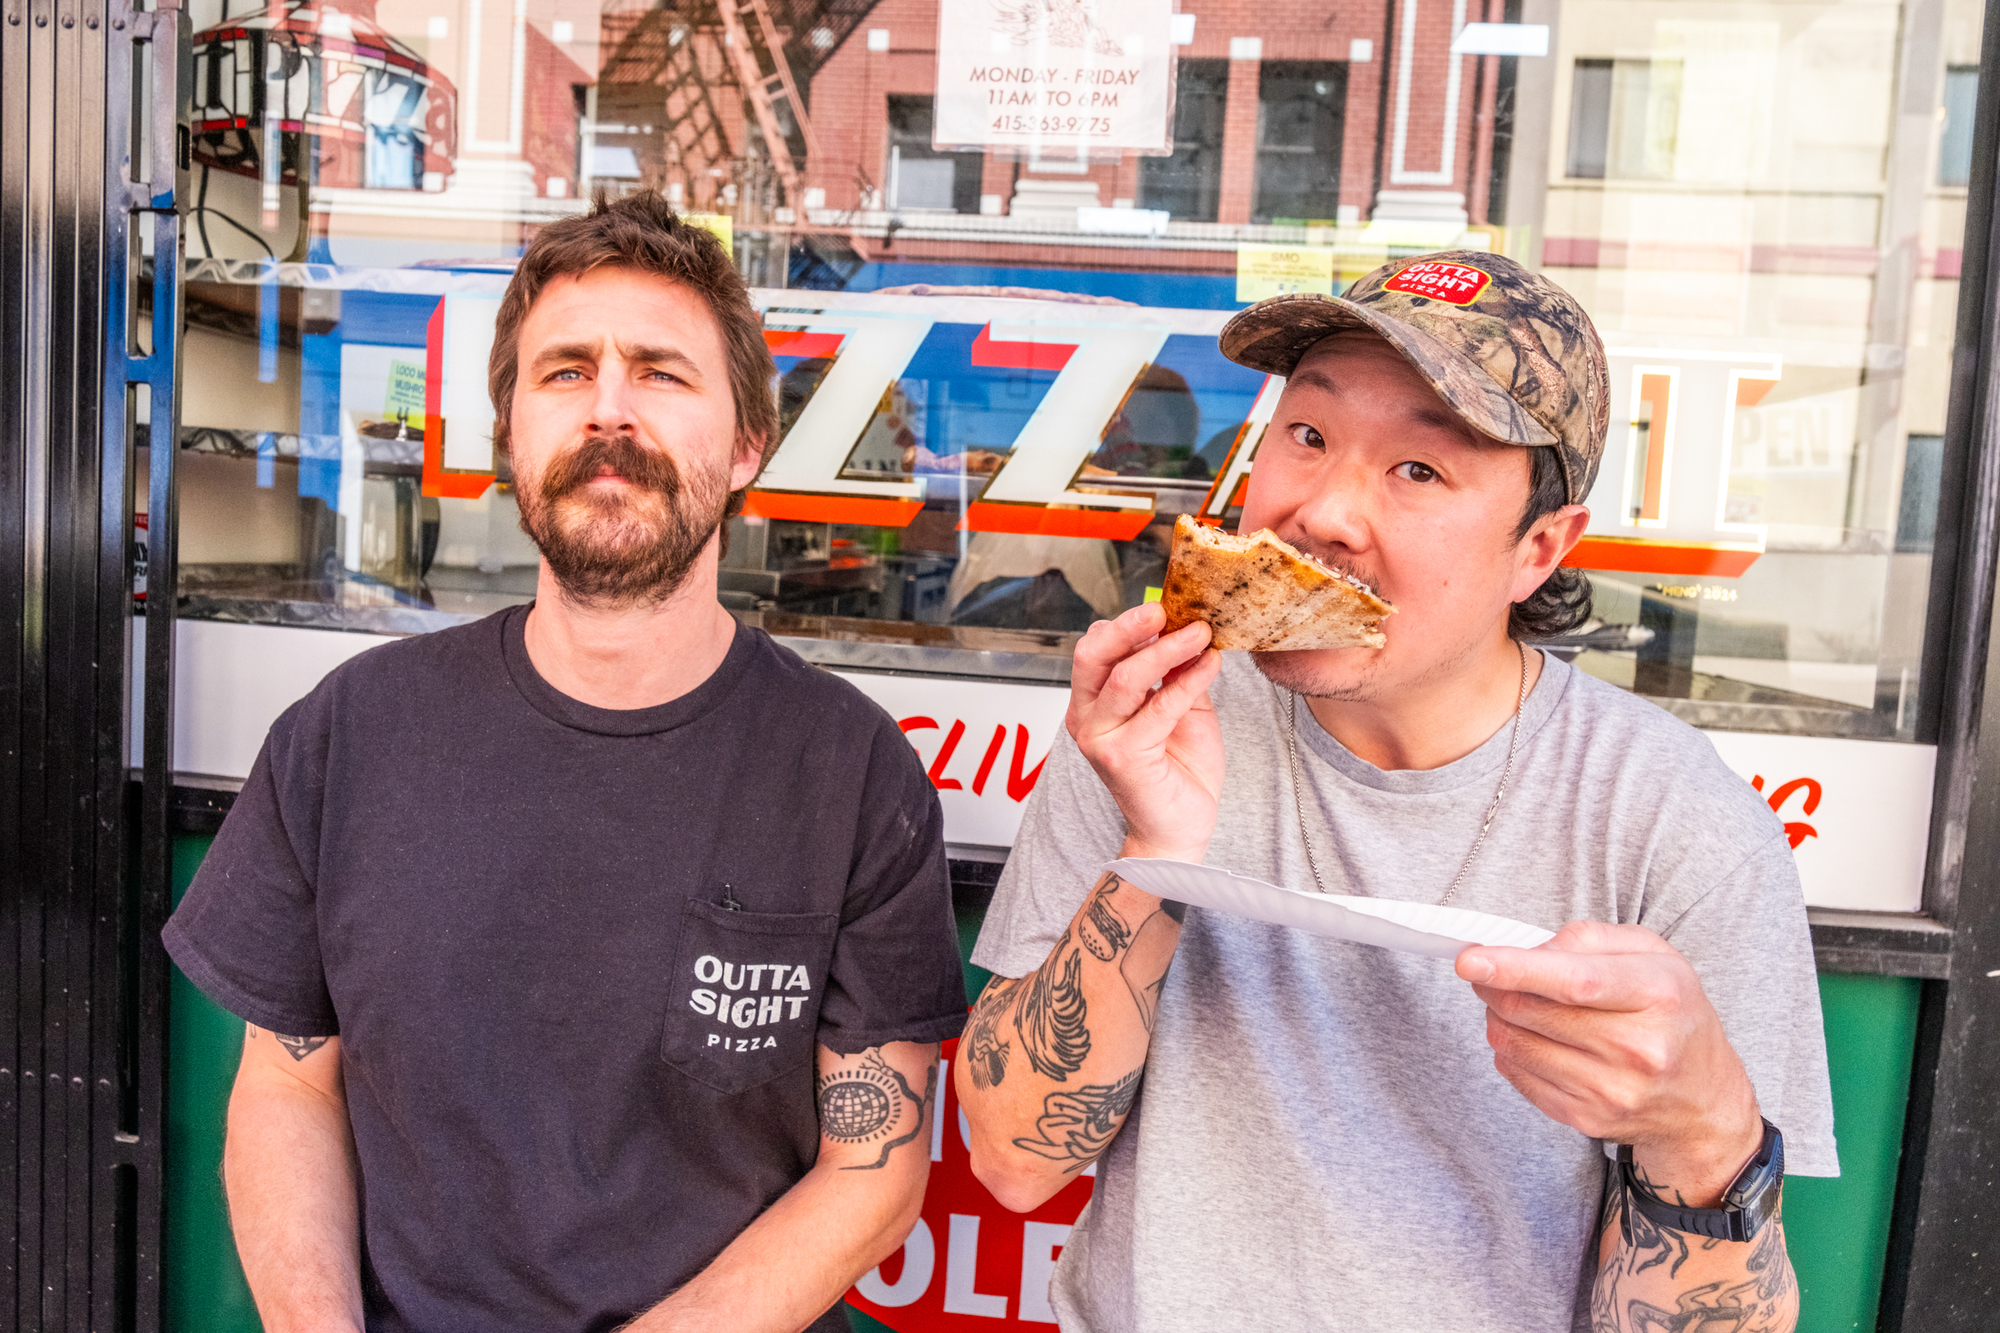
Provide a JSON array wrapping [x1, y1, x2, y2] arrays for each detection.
[[1590, 1164, 1796, 1333], [815, 1049, 938, 1172]]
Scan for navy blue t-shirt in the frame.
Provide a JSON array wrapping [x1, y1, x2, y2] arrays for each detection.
[[164, 607, 967, 1333]]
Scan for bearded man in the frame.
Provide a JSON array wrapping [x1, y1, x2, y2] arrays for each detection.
[[163, 194, 967, 1333]]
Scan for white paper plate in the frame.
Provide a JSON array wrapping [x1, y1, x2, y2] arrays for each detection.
[[1105, 858, 1555, 960]]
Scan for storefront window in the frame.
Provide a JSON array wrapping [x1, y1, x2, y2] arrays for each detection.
[[171, 0, 1986, 740]]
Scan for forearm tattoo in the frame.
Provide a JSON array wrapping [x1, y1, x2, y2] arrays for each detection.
[[1017, 936, 1092, 1079], [816, 1049, 937, 1172], [1011, 1068, 1144, 1173], [274, 1033, 329, 1062], [965, 872, 1180, 1093], [965, 975, 1021, 1091], [1591, 1166, 1796, 1333]]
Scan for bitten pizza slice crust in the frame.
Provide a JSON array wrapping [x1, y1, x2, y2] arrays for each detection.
[[1158, 514, 1394, 651]]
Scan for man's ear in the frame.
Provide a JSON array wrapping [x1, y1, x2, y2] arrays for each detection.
[[1509, 504, 1591, 603], [730, 430, 769, 491]]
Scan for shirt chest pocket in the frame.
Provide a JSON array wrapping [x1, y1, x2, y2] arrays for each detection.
[[661, 898, 839, 1095]]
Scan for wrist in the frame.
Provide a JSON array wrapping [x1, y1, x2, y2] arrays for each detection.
[[1630, 1105, 1766, 1208], [1119, 834, 1209, 863]]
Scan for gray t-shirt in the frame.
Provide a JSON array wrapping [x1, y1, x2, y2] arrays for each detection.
[[972, 650, 1837, 1333]]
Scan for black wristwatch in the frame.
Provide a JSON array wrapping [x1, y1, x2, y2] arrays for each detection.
[[1619, 1119, 1784, 1245]]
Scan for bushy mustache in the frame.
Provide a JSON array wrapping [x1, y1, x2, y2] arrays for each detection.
[[537, 433, 684, 503]]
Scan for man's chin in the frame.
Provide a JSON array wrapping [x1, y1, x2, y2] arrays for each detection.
[[1250, 646, 1384, 701]]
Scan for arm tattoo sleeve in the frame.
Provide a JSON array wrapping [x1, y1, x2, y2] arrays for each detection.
[[965, 975, 1021, 1091], [983, 873, 1180, 1089], [1592, 1175, 1795, 1333], [275, 1034, 330, 1062], [1079, 889, 1134, 960], [1017, 933, 1091, 1080], [1011, 1068, 1144, 1174], [817, 1050, 938, 1171], [1119, 910, 1177, 1033]]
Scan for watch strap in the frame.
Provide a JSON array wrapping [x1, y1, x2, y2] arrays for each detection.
[[1618, 1119, 1785, 1245]]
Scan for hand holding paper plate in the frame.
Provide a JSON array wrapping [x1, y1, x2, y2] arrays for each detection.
[[1105, 858, 1555, 960]]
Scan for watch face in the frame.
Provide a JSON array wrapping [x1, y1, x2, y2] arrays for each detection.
[[1724, 1123, 1784, 1213]]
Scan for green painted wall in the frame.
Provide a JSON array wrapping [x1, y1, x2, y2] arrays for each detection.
[[163, 840, 1922, 1333], [164, 833, 259, 1333], [1786, 973, 1923, 1332]]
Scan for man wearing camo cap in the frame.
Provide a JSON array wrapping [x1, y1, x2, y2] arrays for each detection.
[[957, 251, 1834, 1332]]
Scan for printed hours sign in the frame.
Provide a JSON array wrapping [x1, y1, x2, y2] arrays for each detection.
[[934, 0, 1176, 154]]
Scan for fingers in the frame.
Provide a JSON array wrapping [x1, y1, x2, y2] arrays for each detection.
[[1487, 1031, 1599, 1133], [1485, 1007, 1662, 1143], [1112, 648, 1222, 755], [1080, 620, 1213, 731], [1072, 604, 1169, 703], [1455, 927, 1676, 1010]]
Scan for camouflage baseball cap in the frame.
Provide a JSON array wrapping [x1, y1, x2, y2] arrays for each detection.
[[1218, 251, 1610, 505]]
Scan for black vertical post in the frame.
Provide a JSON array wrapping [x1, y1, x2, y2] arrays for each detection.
[[1883, 0, 2000, 1319], [0, 0, 181, 1325]]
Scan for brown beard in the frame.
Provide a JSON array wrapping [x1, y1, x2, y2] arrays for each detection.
[[515, 433, 730, 605]]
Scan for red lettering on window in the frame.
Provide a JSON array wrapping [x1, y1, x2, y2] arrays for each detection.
[[899, 716, 938, 734], [1750, 774, 1821, 849], [928, 720, 968, 791], [971, 724, 1008, 796], [1008, 725, 1049, 802]]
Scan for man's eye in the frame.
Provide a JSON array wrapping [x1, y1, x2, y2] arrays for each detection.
[[549, 369, 582, 382], [1288, 423, 1325, 450], [1394, 461, 1440, 484]]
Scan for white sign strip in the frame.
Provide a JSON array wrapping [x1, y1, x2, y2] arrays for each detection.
[[1701, 731, 1935, 914], [151, 621, 1937, 915], [833, 672, 1070, 850]]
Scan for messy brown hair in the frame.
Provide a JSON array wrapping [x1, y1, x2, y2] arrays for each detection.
[[488, 192, 779, 519]]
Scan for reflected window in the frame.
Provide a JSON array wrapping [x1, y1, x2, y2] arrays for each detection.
[[1566, 57, 1679, 180], [1138, 58, 1228, 222], [1941, 65, 1978, 186], [887, 95, 981, 214], [363, 69, 426, 190], [1898, 435, 1945, 553], [1253, 61, 1345, 223]]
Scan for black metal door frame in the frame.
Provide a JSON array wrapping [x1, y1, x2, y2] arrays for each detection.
[[1, 0, 183, 1326], [1882, 0, 2000, 1317]]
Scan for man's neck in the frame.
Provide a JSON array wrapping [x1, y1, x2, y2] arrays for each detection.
[[1304, 633, 1541, 773], [521, 547, 738, 711]]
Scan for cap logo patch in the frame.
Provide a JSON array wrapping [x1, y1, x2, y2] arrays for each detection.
[[1385, 261, 1491, 306]]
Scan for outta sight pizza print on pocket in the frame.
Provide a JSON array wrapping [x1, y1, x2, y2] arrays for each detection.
[[661, 897, 839, 1094]]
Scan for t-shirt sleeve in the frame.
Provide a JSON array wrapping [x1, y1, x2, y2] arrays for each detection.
[[161, 701, 339, 1037], [1648, 832, 1839, 1178], [814, 712, 968, 1055], [970, 725, 1128, 980]]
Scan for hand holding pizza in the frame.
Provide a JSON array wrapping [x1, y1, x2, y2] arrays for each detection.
[[1068, 604, 1225, 864]]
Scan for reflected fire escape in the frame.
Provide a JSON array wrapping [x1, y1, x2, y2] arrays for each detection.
[[590, 0, 878, 284]]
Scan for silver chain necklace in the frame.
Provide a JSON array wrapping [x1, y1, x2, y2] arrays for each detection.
[[1283, 640, 1531, 909]]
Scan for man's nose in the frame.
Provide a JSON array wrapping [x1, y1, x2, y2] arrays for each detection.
[[585, 364, 638, 435], [1291, 459, 1376, 555]]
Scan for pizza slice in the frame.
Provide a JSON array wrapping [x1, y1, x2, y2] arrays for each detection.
[[1157, 514, 1394, 651]]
